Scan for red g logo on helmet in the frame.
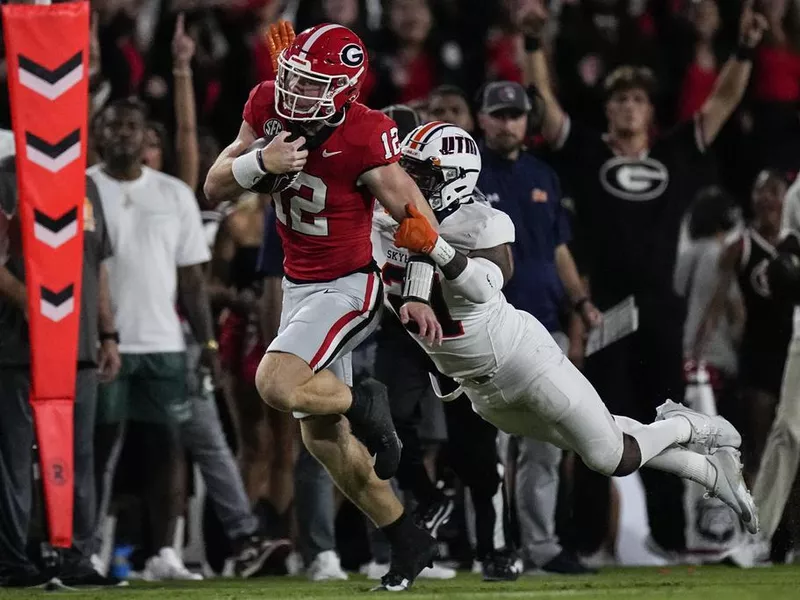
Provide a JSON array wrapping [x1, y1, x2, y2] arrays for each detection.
[[275, 24, 369, 122]]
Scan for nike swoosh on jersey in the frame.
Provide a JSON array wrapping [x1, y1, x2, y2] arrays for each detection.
[[322, 149, 343, 157]]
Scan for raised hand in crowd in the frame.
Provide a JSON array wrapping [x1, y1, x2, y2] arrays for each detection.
[[739, 0, 770, 49], [172, 13, 201, 191]]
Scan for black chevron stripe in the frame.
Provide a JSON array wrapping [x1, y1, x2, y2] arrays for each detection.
[[26, 130, 80, 159], [41, 284, 74, 306], [34, 207, 78, 233], [18, 52, 82, 85]]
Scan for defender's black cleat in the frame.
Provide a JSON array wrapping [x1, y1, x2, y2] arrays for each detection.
[[346, 378, 402, 480]]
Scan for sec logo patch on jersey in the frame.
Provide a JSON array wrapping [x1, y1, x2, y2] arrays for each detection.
[[599, 156, 669, 202], [264, 118, 283, 137]]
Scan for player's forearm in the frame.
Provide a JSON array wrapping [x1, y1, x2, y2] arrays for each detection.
[[0, 264, 26, 311], [203, 133, 255, 203], [173, 68, 200, 191], [366, 163, 438, 229], [523, 44, 566, 145], [177, 264, 216, 344], [555, 244, 588, 305], [698, 55, 752, 145], [428, 240, 504, 304], [439, 251, 468, 280], [204, 155, 246, 204], [97, 262, 116, 334]]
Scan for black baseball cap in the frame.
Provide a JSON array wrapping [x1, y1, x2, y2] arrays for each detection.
[[478, 81, 532, 116]]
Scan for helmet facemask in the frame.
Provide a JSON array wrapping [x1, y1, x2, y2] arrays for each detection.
[[276, 53, 352, 121], [400, 155, 471, 212]]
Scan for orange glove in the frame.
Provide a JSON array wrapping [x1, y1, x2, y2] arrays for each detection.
[[394, 204, 439, 254], [267, 20, 296, 73]]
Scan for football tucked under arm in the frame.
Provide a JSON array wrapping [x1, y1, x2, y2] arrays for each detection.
[[239, 136, 299, 194]]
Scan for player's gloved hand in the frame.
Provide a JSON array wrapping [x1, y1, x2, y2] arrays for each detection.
[[260, 131, 308, 174], [394, 203, 439, 254], [400, 301, 443, 346], [268, 20, 296, 72]]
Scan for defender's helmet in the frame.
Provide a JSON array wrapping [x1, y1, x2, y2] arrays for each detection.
[[400, 122, 481, 212]]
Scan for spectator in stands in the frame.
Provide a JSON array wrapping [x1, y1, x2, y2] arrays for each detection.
[[89, 97, 214, 581], [675, 186, 744, 408], [730, 164, 800, 567], [750, 0, 800, 175], [369, 0, 466, 109], [676, 0, 725, 122], [696, 171, 794, 482], [211, 196, 296, 529], [518, 0, 766, 559], [0, 158, 121, 588], [427, 85, 475, 134]]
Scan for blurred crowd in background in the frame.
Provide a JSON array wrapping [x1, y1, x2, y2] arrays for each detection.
[[3, 0, 800, 587]]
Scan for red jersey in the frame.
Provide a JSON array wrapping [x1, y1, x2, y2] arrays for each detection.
[[243, 81, 401, 282]]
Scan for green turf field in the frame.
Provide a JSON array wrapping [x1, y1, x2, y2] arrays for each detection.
[[4, 567, 800, 599]]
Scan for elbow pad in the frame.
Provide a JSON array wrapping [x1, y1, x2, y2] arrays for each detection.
[[448, 257, 503, 304]]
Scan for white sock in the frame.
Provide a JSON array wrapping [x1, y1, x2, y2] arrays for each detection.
[[614, 415, 693, 466], [645, 446, 716, 490]]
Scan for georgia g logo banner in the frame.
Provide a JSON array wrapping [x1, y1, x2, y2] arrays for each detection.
[[2, 1, 89, 549]]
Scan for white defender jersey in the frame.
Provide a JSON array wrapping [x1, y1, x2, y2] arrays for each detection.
[[372, 198, 528, 379]]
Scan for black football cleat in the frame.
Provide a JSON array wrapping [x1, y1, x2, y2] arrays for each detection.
[[540, 551, 597, 575], [413, 496, 455, 539], [481, 549, 520, 582], [232, 536, 292, 578], [348, 379, 403, 480], [371, 523, 437, 592]]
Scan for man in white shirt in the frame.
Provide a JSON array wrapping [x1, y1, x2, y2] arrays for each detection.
[[88, 98, 217, 580]]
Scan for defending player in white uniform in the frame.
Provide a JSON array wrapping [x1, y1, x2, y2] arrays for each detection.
[[373, 123, 759, 535]]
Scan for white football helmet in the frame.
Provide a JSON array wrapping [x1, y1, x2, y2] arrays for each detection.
[[400, 122, 481, 213]]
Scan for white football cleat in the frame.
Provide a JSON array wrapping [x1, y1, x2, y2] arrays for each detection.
[[143, 548, 203, 581], [307, 550, 348, 582], [705, 448, 759, 534], [656, 399, 741, 454], [723, 534, 771, 569]]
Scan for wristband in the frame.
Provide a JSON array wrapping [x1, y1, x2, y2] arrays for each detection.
[[100, 331, 120, 344], [429, 236, 457, 267], [255, 148, 267, 173], [524, 36, 541, 52], [402, 256, 435, 305], [232, 151, 266, 189], [735, 44, 755, 62]]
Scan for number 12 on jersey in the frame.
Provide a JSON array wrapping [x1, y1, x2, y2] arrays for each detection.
[[381, 127, 401, 160], [272, 172, 329, 236]]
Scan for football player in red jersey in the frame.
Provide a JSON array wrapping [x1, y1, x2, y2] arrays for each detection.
[[204, 23, 442, 590]]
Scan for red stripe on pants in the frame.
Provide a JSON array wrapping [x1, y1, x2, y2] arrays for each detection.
[[309, 273, 375, 369]]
